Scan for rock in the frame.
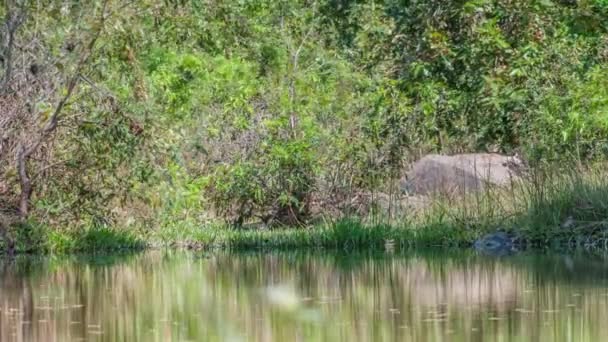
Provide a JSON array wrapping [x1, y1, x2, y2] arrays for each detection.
[[401, 153, 523, 196], [474, 232, 516, 256]]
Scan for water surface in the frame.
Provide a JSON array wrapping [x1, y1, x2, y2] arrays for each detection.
[[1, 250, 608, 341]]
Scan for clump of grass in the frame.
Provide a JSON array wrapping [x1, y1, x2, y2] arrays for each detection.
[[65, 228, 146, 253], [510, 166, 608, 248], [146, 218, 473, 251], [220, 221, 401, 250], [0, 223, 146, 254], [46, 228, 145, 254], [412, 163, 608, 249], [326, 220, 401, 248]]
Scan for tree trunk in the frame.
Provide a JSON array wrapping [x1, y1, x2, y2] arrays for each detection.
[[16, 144, 32, 218]]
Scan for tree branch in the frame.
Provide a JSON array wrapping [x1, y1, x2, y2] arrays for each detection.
[[16, 0, 110, 218]]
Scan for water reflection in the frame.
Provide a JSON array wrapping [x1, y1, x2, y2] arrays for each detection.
[[0, 251, 607, 341]]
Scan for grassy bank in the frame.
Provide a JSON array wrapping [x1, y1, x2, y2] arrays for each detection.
[[4, 166, 608, 255], [0, 219, 474, 255]]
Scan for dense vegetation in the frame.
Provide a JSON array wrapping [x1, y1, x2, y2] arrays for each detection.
[[1, 0, 608, 253]]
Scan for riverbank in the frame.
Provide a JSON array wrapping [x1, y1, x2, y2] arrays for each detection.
[[0, 219, 471, 255], [1, 218, 605, 255], [3, 166, 608, 255]]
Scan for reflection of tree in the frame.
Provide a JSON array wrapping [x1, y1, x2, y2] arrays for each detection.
[[0, 259, 34, 341], [0, 251, 606, 341]]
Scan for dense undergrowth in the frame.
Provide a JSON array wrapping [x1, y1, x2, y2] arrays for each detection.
[[2, 1, 608, 253], [3, 165, 608, 254]]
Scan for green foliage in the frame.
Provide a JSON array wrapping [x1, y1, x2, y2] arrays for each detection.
[[122, 0, 608, 217], [326, 0, 608, 158], [4, 0, 608, 247]]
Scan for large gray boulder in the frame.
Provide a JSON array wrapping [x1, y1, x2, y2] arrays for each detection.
[[401, 153, 523, 196]]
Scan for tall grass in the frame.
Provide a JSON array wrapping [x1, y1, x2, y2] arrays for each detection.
[[0, 223, 145, 254], [4, 164, 608, 254], [401, 163, 608, 250]]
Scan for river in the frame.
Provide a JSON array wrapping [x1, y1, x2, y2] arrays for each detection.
[[0, 250, 607, 341]]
